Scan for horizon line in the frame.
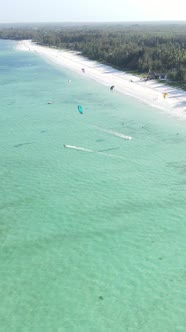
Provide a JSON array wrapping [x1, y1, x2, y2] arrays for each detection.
[[1, 20, 186, 25]]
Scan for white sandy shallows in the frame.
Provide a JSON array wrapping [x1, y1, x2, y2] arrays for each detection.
[[17, 40, 186, 120]]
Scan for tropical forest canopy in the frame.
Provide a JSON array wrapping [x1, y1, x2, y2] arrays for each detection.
[[1, 22, 186, 87]]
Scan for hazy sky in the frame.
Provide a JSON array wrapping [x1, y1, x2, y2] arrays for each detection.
[[0, 0, 186, 23]]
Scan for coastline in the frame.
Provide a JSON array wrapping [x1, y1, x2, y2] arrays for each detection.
[[16, 40, 186, 120]]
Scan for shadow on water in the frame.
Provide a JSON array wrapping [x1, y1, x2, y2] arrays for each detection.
[[96, 139, 104, 143], [99, 147, 120, 152], [14, 142, 34, 148], [166, 161, 186, 174]]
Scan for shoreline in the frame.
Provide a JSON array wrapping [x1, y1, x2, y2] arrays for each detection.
[[16, 40, 186, 120]]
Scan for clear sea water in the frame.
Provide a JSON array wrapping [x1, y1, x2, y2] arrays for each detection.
[[0, 39, 186, 332]]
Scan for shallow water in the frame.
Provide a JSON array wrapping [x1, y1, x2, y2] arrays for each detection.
[[0, 39, 186, 332]]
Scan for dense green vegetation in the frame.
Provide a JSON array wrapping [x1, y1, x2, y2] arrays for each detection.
[[1, 22, 186, 87]]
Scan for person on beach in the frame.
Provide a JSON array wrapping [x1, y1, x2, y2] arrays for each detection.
[[163, 92, 168, 99]]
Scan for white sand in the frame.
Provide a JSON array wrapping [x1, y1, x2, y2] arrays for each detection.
[[16, 40, 186, 120]]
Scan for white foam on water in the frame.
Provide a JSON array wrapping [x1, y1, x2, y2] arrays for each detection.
[[64, 144, 125, 160], [64, 144, 94, 152], [107, 130, 132, 140], [93, 126, 132, 140]]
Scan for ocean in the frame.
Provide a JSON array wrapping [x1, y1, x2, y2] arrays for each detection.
[[0, 39, 186, 332]]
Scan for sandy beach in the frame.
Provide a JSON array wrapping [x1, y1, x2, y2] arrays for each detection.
[[17, 40, 186, 120]]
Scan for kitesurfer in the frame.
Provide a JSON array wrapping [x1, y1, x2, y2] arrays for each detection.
[[110, 85, 115, 91]]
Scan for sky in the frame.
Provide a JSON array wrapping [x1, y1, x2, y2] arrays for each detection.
[[0, 0, 186, 23]]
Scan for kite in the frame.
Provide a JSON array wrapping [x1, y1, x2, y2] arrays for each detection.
[[78, 105, 83, 114]]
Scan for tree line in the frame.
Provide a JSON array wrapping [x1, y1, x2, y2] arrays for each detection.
[[1, 22, 186, 87]]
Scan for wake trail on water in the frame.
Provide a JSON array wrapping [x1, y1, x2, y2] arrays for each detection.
[[64, 145, 94, 152], [64, 144, 125, 160], [92, 125, 132, 140]]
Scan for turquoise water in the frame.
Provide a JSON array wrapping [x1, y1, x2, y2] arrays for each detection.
[[0, 39, 186, 332]]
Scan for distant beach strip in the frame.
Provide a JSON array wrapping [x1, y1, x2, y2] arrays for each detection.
[[17, 40, 186, 120]]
